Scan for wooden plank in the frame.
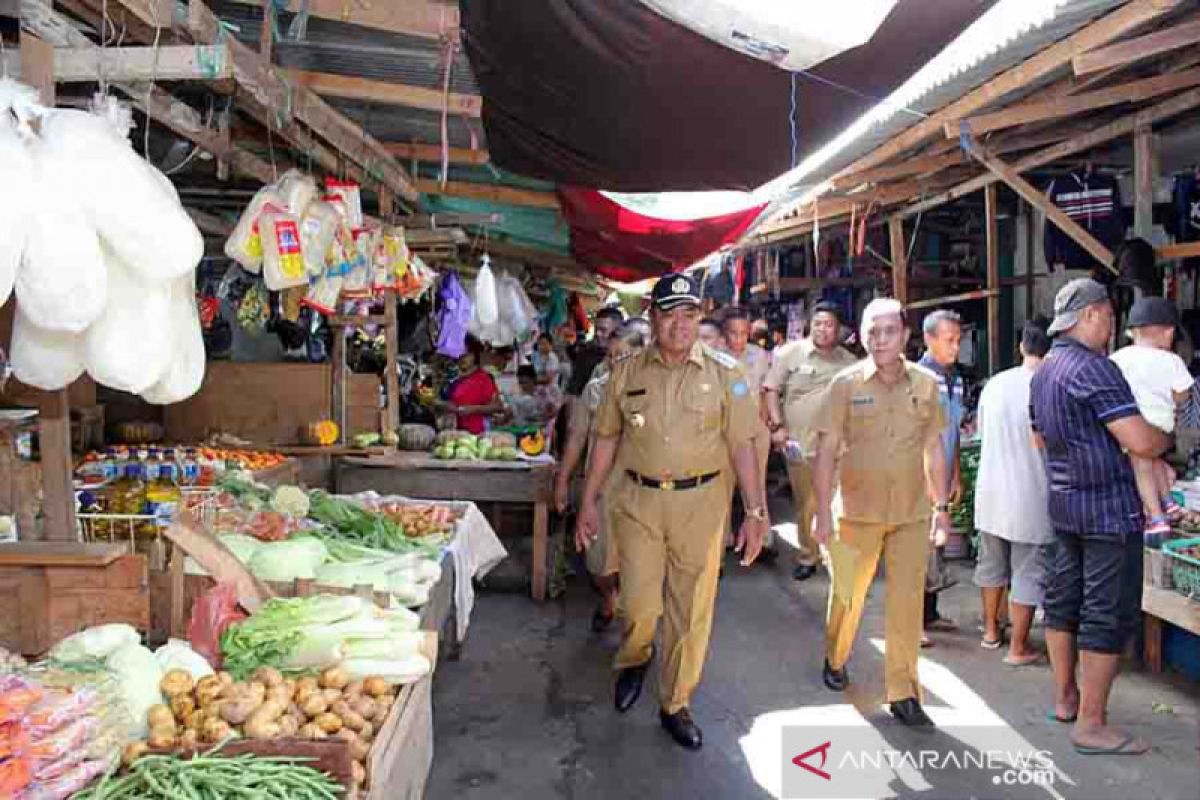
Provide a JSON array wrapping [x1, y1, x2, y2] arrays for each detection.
[[834, 152, 966, 191], [899, 84, 1200, 218], [414, 178, 559, 210], [229, 0, 460, 41], [948, 66, 1200, 138], [0, 542, 126, 567], [1134, 125, 1156, 240], [331, 327, 346, 446], [383, 292, 400, 434], [18, 30, 55, 104], [985, 184, 1000, 376], [291, 69, 482, 117], [964, 140, 1117, 274], [1159, 241, 1200, 259], [1075, 17, 1200, 75], [113, 0, 171, 28], [1143, 583, 1200, 634], [3, 44, 234, 82], [831, 0, 1184, 180], [889, 217, 907, 303], [385, 142, 490, 166], [906, 288, 1000, 311], [259, 0, 273, 62]]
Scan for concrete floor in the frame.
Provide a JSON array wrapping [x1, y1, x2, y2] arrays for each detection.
[[428, 533, 1199, 799]]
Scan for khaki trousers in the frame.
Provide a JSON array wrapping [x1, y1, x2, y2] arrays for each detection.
[[825, 517, 930, 703], [785, 457, 821, 567], [612, 478, 725, 714]]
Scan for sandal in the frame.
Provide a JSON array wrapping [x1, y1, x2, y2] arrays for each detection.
[[1046, 710, 1077, 724], [1003, 652, 1045, 666], [980, 637, 1003, 650], [1073, 734, 1150, 756]]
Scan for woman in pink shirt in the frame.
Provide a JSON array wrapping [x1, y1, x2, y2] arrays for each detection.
[[447, 336, 504, 434]]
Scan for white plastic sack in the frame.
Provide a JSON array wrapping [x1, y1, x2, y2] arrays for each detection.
[[39, 107, 203, 283], [15, 139, 107, 333], [141, 272, 205, 404], [474, 255, 498, 326], [83, 246, 172, 394], [0, 112, 32, 308], [10, 306, 85, 390]]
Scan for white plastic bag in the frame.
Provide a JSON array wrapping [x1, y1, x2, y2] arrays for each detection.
[[141, 272, 205, 404], [15, 139, 107, 333], [276, 169, 318, 216], [83, 246, 171, 394], [0, 112, 32, 308], [10, 306, 85, 390], [474, 255, 498, 326], [225, 186, 286, 273], [299, 200, 340, 277], [39, 107, 203, 282]]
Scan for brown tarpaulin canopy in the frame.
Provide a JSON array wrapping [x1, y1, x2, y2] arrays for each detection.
[[461, 0, 994, 192]]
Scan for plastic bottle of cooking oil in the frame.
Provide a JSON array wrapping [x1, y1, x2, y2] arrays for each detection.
[[146, 455, 182, 531], [104, 462, 146, 541]]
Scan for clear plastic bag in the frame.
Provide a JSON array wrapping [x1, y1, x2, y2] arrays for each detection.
[[225, 188, 286, 273], [260, 211, 309, 291], [276, 169, 318, 216], [325, 179, 363, 228], [299, 200, 340, 277]]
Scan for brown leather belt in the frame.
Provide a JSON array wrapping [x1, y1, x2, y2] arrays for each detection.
[[626, 470, 720, 491]]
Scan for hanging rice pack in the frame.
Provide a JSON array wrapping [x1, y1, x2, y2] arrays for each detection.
[[141, 272, 206, 405], [302, 268, 344, 316], [225, 187, 286, 273], [83, 246, 171, 394], [39, 105, 202, 282], [325, 179, 363, 228], [299, 200, 340, 277], [16, 139, 107, 333], [10, 307, 85, 391], [276, 169, 318, 216], [260, 210, 309, 291]]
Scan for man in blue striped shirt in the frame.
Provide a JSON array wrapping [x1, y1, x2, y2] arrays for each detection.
[[1030, 278, 1169, 757]]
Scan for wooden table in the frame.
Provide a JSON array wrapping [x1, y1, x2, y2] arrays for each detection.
[[336, 453, 557, 601], [1142, 584, 1200, 673]]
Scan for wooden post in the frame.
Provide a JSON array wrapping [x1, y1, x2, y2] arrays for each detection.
[[1134, 124, 1156, 240], [331, 327, 346, 445], [985, 184, 1001, 375], [1025, 201, 1035, 320], [21, 29, 76, 541], [259, 0, 274, 63], [383, 291, 400, 434], [889, 217, 908, 303]]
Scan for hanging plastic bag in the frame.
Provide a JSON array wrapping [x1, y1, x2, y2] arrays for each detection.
[[39, 103, 202, 283], [260, 211, 309, 291], [186, 581, 247, 669], [83, 246, 171, 394], [225, 186, 286, 273], [141, 273, 206, 405], [10, 308, 84, 391], [298, 200, 340, 277], [324, 179, 363, 228], [15, 140, 107, 334], [275, 169, 318, 216], [436, 272, 473, 358], [474, 255, 499, 326], [0, 85, 35, 308]]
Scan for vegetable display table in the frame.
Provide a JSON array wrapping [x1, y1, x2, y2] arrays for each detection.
[[336, 453, 556, 601]]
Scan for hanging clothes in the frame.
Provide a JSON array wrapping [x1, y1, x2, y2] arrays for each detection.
[[568, 292, 590, 334], [1043, 170, 1127, 271], [541, 279, 568, 332], [1167, 171, 1200, 271]]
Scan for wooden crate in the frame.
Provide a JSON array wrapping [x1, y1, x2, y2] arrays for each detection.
[[0, 543, 149, 655], [365, 632, 438, 800]]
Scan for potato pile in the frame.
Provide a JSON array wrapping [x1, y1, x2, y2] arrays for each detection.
[[128, 665, 397, 789]]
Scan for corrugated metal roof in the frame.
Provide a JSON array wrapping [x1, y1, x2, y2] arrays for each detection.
[[756, 0, 1127, 199]]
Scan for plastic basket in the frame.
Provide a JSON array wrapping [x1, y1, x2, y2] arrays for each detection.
[[1162, 536, 1200, 599]]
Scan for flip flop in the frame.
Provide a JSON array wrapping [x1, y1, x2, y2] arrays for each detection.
[[1003, 653, 1045, 666], [1046, 710, 1077, 724], [1073, 734, 1149, 756], [980, 637, 1003, 650]]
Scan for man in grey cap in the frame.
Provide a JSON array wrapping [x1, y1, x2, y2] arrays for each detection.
[[1030, 278, 1169, 757]]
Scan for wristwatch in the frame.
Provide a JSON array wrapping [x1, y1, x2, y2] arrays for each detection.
[[745, 506, 769, 522], [933, 502, 951, 514]]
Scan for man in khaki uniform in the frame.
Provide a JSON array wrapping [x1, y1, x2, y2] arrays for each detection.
[[577, 272, 769, 751], [763, 302, 857, 580], [812, 298, 952, 728]]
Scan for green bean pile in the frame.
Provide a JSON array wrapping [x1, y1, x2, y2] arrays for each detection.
[[73, 750, 342, 800]]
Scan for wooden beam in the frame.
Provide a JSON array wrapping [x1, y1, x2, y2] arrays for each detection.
[[963, 139, 1117, 274], [186, 1, 421, 204], [290, 70, 482, 117], [384, 142, 489, 166], [889, 217, 907, 304], [833, 152, 965, 191], [906, 288, 1000, 312], [899, 83, 1200, 218], [383, 291, 400, 434], [415, 179, 560, 210], [1, 44, 234, 82], [831, 0, 1184, 180], [948, 66, 1200, 138], [486, 241, 578, 272], [228, 0, 460, 42], [1074, 17, 1200, 75], [1134, 125, 1156, 240], [259, 0, 274, 63], [1159, 241, 1200, 259], [113, 0, 171, 28], [984, 183, 1000, 375], [18, 29, 54, 103]]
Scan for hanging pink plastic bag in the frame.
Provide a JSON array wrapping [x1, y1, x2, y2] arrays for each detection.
[[186, 581, 247, 669]]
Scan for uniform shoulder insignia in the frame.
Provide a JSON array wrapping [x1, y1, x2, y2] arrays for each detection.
[[705, 347, 738, 369], [612, 351, 636, 366]]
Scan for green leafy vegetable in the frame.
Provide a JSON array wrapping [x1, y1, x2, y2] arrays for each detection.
[[308, 490, 433, 553]]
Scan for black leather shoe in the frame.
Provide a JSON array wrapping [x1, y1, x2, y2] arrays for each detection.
[[889, 698, 934, 728], [591, 606, 615, 633], [614, 661, 651, 713], [822, 659, 848, 692], [659, 708, 703, 750], [793, 564, 818, 581]]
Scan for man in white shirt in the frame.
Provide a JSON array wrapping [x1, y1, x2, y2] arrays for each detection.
[[973, 321, 1055, 666]]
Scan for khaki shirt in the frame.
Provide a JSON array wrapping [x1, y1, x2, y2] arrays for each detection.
[[763, 339, 857, 442], [731, 343, 771, 398], [595, 342, 758, 480], [817, 358, 945, 525]]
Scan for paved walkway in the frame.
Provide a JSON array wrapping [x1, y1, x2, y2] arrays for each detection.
[[428, 544, 1199, 799]]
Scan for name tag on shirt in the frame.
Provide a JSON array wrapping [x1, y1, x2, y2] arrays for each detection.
[[798, 365, 816, 376], [851, 395, 874, 407]]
